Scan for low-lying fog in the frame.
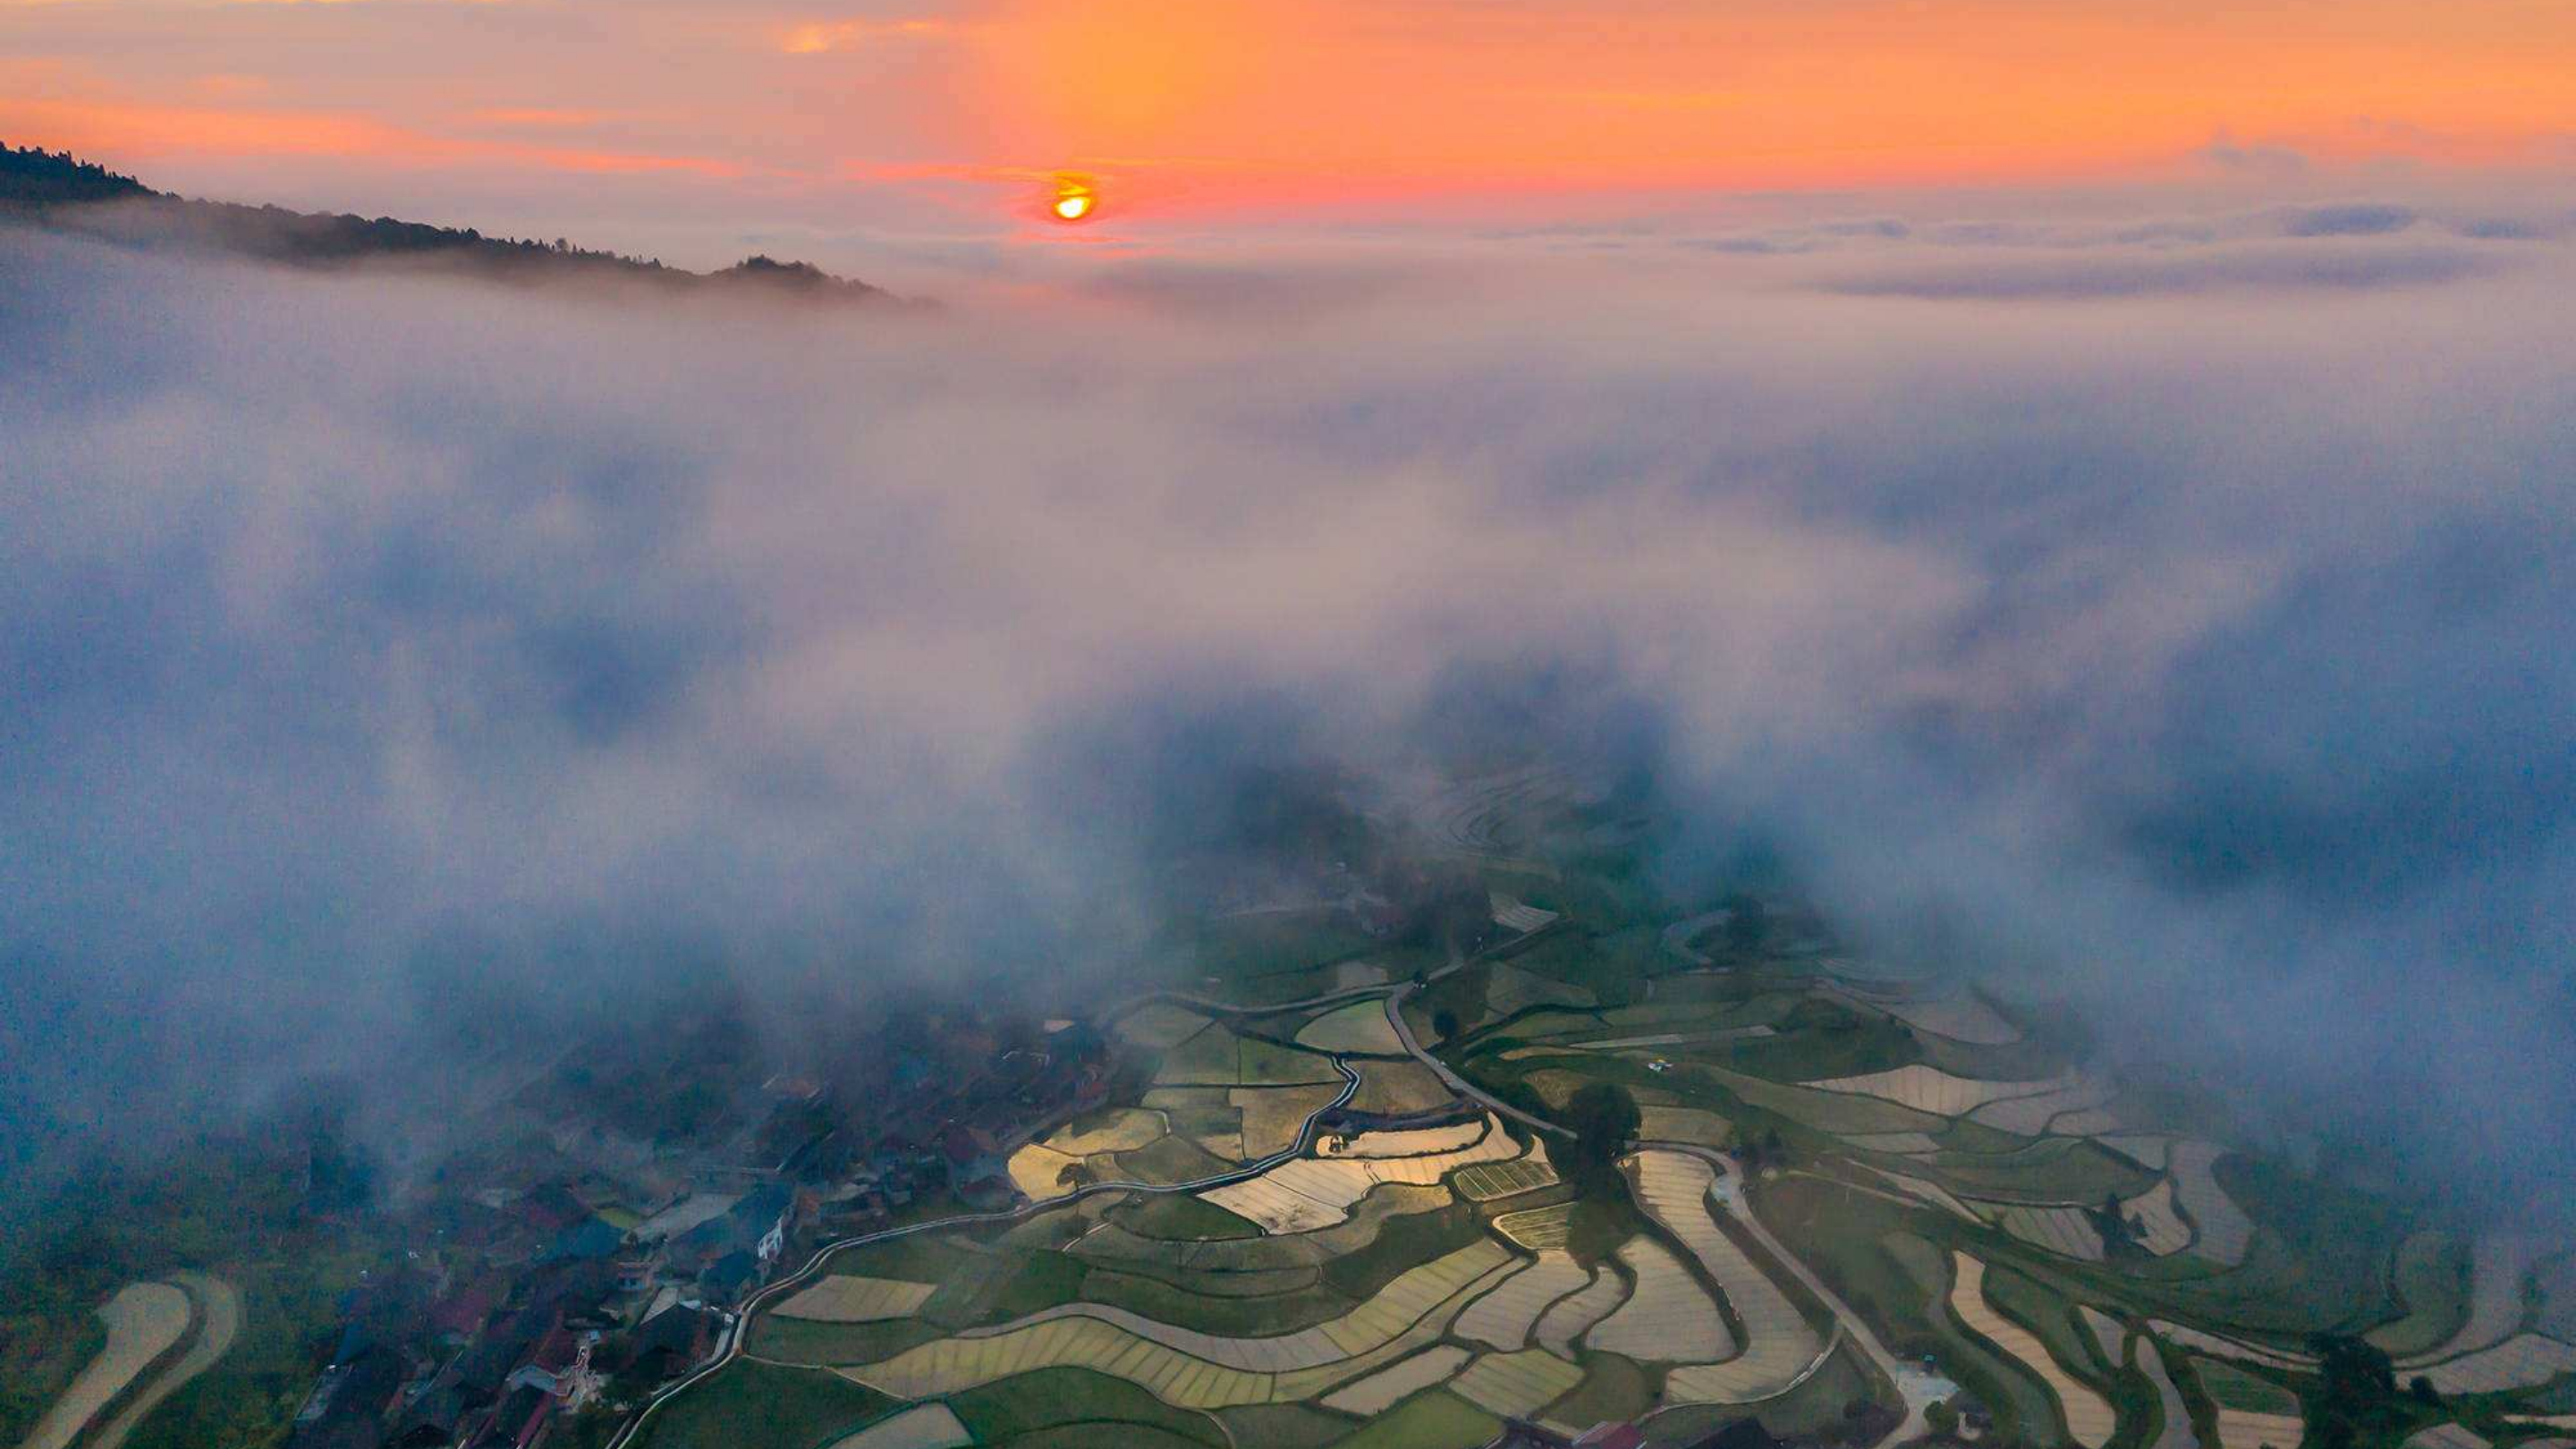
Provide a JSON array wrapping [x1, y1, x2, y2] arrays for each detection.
[[4, 209, 2572, 1219]]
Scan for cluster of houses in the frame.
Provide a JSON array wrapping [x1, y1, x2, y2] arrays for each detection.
[[283, 1177, 796, 1449], [281, 1011, 1122, 1449], [803, 1017, 1116, 1228]]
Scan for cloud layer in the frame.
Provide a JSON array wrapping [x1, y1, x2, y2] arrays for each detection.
[[4, 221, 2574, 1218]]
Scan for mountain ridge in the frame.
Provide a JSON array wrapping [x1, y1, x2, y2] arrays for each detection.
[[1, 142, 907, 306]]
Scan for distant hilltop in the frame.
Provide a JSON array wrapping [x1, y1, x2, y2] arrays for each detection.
[[1, 142, 907, 306]]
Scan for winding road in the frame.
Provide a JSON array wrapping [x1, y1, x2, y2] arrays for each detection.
[[605, 1055, 1363, 1449]]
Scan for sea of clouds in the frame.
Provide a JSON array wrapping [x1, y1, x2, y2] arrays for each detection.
[[4, 206, 2572, 1216]]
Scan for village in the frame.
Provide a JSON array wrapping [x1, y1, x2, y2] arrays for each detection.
[[267, 833, 1493, 1449], [275, 1004, 1121, 1449], [24, 766, 2562, 1449]]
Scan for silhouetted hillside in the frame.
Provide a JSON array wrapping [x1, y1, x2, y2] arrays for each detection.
[[0, 146, 151, 205], [1, 142, 901, 305]]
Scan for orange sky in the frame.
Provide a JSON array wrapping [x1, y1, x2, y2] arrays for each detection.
[[965, 0, 2576, 199], [3, 0, 2571, 241]]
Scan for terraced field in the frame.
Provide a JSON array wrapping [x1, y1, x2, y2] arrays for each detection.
[[1486, 964, 1595, 1018], [21, 1282, 193, 1449], [2122, 1179, 2194, 1255], [1454, 1251, 1589, 1349], [1533, 1269, 1629, 1357], [2148, 1323, 2315, 1373], [1587, 1237, 1733, 1362], [778, 1275, 941, 1323], [1295, 1003, 1407, 1056], [2397, 1236, 2541, 1367], [2211, 1402, 2305, 1449], [1238, 1084, 1346, 1157], [1492, 1202, 1578, 1251], [826, 1403, 974, 1449], [1319, 1344, 1470, 1414], [2402, 1427, 2491, 1449], [1952, 1252, 2117, 1448], [1048, 1108, 1174, 1155], [845, 1241, 1517, 1404], [1490, 894, 1562, 935], [2195, 1360, 2304, 1449], [2415, 1335, 2576, 1394], [2369, 1233, 2471, 1357], [1197, 1117, 1522, 1232], [2166, 1140, 2256, 1265], [659, 831, 2573, 1449], [1821, 981, 2021, 1046], [2140, 1343, 2201, 1449], [1631, 1151, 1826, 1403], [1852, 1163, 1982, 1223], [1453, 1157, 1557, 1202], [1810, 1065, 2080, 1117], [1638, 1105, 1734, 1148], [91, 1273, 242, 1449], [1452, 1349, 1584, 1418], [1971, 1078, 2116, 1136], [1845, 1131, 1942, 1155], [1991, 1202, 2108, 1261]]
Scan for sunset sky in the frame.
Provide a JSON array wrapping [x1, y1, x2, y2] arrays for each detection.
[[5, 0, 2573, 279]]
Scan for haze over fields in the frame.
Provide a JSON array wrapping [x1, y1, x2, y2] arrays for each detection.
[[5, 191, 2574, 1217], [11, 5, 2576, 1446]]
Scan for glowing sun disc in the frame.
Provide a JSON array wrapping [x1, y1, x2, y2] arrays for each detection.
[[1054, 192, 1094, 221]]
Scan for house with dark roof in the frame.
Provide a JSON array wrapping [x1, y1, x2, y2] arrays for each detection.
[[466, 1382, 553, 1449], [699, 1250, 761, 1303], [429, 1283, 499, 1344], [940, 1126, 1015, 1210], [539, 1216, 627, 1264], [513, 1183, 591, 1236], [504, 1321, 583, 1396], [614, 1251, 661, 1294], [618, 1303, 713, 1385], [285, 1346, 406, 1449]]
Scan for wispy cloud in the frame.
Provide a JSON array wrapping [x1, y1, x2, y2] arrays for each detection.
[[2284, 200, 2418, 236], [1818, 239, 2495, 299], [778, 15, 958, 54]]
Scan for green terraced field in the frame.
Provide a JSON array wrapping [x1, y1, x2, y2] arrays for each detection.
[[950, 1368, 1229, 1448], [648, 838, 2540, 1449], [1326, 1390, 1500, 1449], [633, 1360, 895, 1449]]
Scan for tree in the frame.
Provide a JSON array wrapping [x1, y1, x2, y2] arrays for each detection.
[[1926, 1401, 1961, 1438], [2304, 1333, 2402, 1449], [1562, 1083, 1642, 1194], [1724, 894, 1767, 954], [1432, 1008, 1461, 1041]]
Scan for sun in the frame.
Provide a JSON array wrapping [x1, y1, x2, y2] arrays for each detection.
[[1050, 177, 1097, 223]]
